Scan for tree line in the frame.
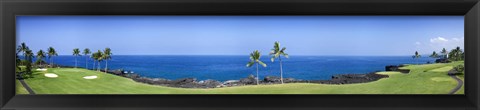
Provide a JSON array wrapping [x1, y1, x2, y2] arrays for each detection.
[[413, 46, 464, 64], [16, 42, 113, 78]]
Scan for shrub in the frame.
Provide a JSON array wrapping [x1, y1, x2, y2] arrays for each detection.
[[454, 64, 464, 73]]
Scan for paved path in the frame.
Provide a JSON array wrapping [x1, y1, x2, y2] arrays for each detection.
[[18, 79, 36, 95], [448, 75, 463, 94]]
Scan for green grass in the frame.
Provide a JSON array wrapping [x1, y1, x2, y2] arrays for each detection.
[[455, 73, 465, 94], [16, 80, 29, 94], [19, 61, 464, 94]]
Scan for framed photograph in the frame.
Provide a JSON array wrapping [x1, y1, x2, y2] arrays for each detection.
[[1, 0, 479, 110]]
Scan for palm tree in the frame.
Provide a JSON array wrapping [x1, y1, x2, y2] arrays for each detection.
[[83, 48, 91, 69], [73, 48, 81, 68], [448, 46, 463, 61], [103, 48, 112, 73], [269, 41, 289, 84], [92, 51, 99, 70], [429, 51, 439, 59], [412, 51, 421, 64], [91, 51, 97, 70], [36, 49, 46, 67], [456, 47, 463, 60], [24, 49, 34, 77], [15, 52, 21, 73], [47, 47, 58, 67], [17, 42, 29, 61], [93, 50, 104, 71], [441, 48, 448, 59], [246, 50, 267, 85]]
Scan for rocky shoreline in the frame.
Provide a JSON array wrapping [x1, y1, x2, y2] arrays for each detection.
[[124, 72, 389, 88], [98, 70, 392, 89], [57, 64, 411, 89], [385, 65, 410, 73]]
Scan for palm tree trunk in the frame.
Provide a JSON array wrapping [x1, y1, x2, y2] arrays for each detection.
[[50, 57, 53, 67], [256, 63, 259, 85], [104, 60, 108, 73], [23, 54, 26, 63], [279, 57, 284, 84], [85, 56, 88, 69], [75, 56, 77, 68], [97, 61, 101, 71]]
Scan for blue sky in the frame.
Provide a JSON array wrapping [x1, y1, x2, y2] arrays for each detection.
[[16, 16, 464, 56]]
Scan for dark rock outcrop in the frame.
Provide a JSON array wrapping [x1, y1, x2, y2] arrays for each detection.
[[130, 72, 390, 88], [262, 76, 300, 83], [198, 79, 223, 88], [132, 77, 225, 88], [436, 58, 451, 63], [223, 80, 242, 87], [385, 65, 400, 71], [100, 69, 125, 76], [132, 77, 171, 85], [169, 78, 197, 88], [239, 74, 257, 85], [310, 72, 389, 84], [264, 76, 281, 83], [90, 64, 395, 88], [385, 65, 410, 74]]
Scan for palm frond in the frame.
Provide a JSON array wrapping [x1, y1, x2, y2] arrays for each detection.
[[73, 48, 81, 56], [246, 61, 255, 67], [36, 50, 46, 59], [258, 60, 267, 67], [274, 41, 280, 50], [282, 53, 289, 58], [280, 47, 286, 52], [249, 53, 255, 61], [83, 48, 91, 55], [103, 48, 112, 59], [274, 53, 280, 58], [269, 50, 275, 55]]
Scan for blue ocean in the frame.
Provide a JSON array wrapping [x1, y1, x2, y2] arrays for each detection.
[[48, 55, 435, 81]]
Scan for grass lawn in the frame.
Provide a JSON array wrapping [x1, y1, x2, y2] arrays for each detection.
[[16, 80, 29, 94], [455, 73, 465, 94], [19, 61, 464, 94]]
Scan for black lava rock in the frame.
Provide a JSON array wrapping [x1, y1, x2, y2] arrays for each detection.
[[310, 72, 389, 84], [385, 65, 400, 71], [264, 76, 281, 83], [435, 58, 451, 63]]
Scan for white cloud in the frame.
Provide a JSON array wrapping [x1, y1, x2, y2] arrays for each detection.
[[430, 37, 448, 43], [428, 37, 464, 51], [412, 37, 463, 55], [452, 38, 461, 41], [415, 42, 421, 45]]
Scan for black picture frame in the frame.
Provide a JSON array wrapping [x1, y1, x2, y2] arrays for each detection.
[[1, 0, 479, 110]]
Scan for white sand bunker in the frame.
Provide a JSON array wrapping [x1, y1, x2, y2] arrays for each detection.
[[83, 76, 98, 79], [36, 68, 48, 71], [44, 73, 58, 78]]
